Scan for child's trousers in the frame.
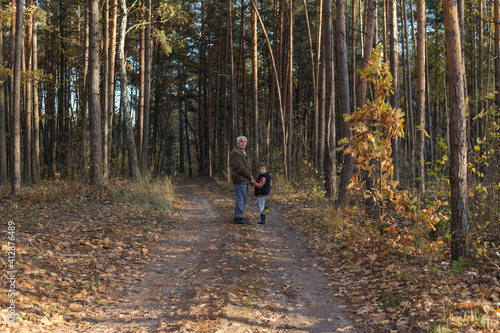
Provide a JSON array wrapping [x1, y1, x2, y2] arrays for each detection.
[[254, 196, 269, 214]]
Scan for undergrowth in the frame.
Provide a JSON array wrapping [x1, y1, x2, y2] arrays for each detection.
[[0, 176, 175, 212]]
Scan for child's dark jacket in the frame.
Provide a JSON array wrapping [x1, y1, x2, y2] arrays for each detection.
[[254, 172, 271, 197]]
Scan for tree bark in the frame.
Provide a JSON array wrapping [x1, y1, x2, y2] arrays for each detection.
[[80, 0, 89, 181], [228, 0, 236, 145], [0, 0, 7, 186], [323, 0, 336, 199], [356, 0, 376, 110], [415, 0, 426, 193], [351, 0, 356, 114], [118, 0, 141, 181], [137, 0, 145, 159], [389, 0, 400, 183], [103, 0, 110, 180], [142, 0, 151, 174], [337, 0, 353, 200], [32, 10, 40, 184], [11, 0, 23, 194], [356, 0, 377, 217], [443, 0, 470, 261], [478, 0, 484, 143], [24, 0, 33, 185], [88, 0, 103, 184], [108, 0, 117, 162], [251, 0, 259, 167], [287, 0, 293, 176], [495, 0, 500, 108]]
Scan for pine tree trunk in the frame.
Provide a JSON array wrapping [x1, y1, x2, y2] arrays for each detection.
[[382, 0, 388, 61], [401, 0, 414, 185], [302, 0, 318, 171], [323, 0, 336, 199], [81, 1, 89, 181], [389, 0, 400, 183], [443, 0, 470, 261], [478, 0, 484, 142], [495, 0, 500, 109], [351, 0, 356, 114], [47, 3, 57, 178], [24, 0, 33, 185], [337, 0, 353, 200], [108, 0, 117, 163], [356, 0, 377, 217], [32, 13, 40, 184], [228, 0, 236, 145], [316, 0, 324, 171], [415, 0, 426, 193], [287, 0, 293, 176], [179, 101, 185, 174], [118, 0, 141, 181], [11, 0, 23, 194], [103, 0, 110, 180], [251, 0, 259, 167], [89, 0, 103, 184], [142, 0, 151, 174], [0, 2, 7, 186], [137, 0, 145, 160]]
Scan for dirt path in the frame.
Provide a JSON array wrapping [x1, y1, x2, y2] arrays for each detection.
[[86, 179, 355, 332]]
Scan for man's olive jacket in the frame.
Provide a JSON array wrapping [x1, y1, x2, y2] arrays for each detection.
[[229, 147, 252, 184]]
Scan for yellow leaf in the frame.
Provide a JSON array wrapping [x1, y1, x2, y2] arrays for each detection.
[[437, 240, 444, 245]]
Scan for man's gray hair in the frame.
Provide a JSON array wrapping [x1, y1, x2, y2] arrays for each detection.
[[236, 136, 247, 142]]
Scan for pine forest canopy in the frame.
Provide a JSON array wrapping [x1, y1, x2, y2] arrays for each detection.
[[0, 0, 499, 259]]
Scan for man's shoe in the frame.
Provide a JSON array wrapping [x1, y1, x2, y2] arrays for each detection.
[[234, 218, 251, 225], [262, 206, 270, 215], [258, 214, 266, 224]]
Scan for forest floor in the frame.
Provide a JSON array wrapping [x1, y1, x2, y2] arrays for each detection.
[[0, 177, 499, 332]]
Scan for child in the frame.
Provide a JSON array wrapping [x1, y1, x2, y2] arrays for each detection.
[[252, 163, 271, 224]]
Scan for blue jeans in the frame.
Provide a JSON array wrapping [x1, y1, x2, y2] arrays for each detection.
[[233, 184, 248, 219]]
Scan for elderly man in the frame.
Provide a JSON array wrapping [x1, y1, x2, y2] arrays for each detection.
[[229, 136, 254, 224]]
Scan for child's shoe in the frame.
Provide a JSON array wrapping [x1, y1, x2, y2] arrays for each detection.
[[258, 214, 266, 224], [262, 206, 270, 215]]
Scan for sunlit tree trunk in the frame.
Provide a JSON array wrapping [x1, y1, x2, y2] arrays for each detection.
[[443, 0, 470, 261], [103, 0, 110, 180], [80, 1, 89, 180], [337, 0, 353, 200], [415, 0, 426, 193], [118, 0, 141, 181], [11, 0, 23, 194], [108, 0, 117, 162], [32, 11, 40, 184], [324, 0, 336, 199], [0, 5, 6, 186], [47, 2, 57, 178], [24, 0, 33, 185], [89, 0, 103, 184]]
